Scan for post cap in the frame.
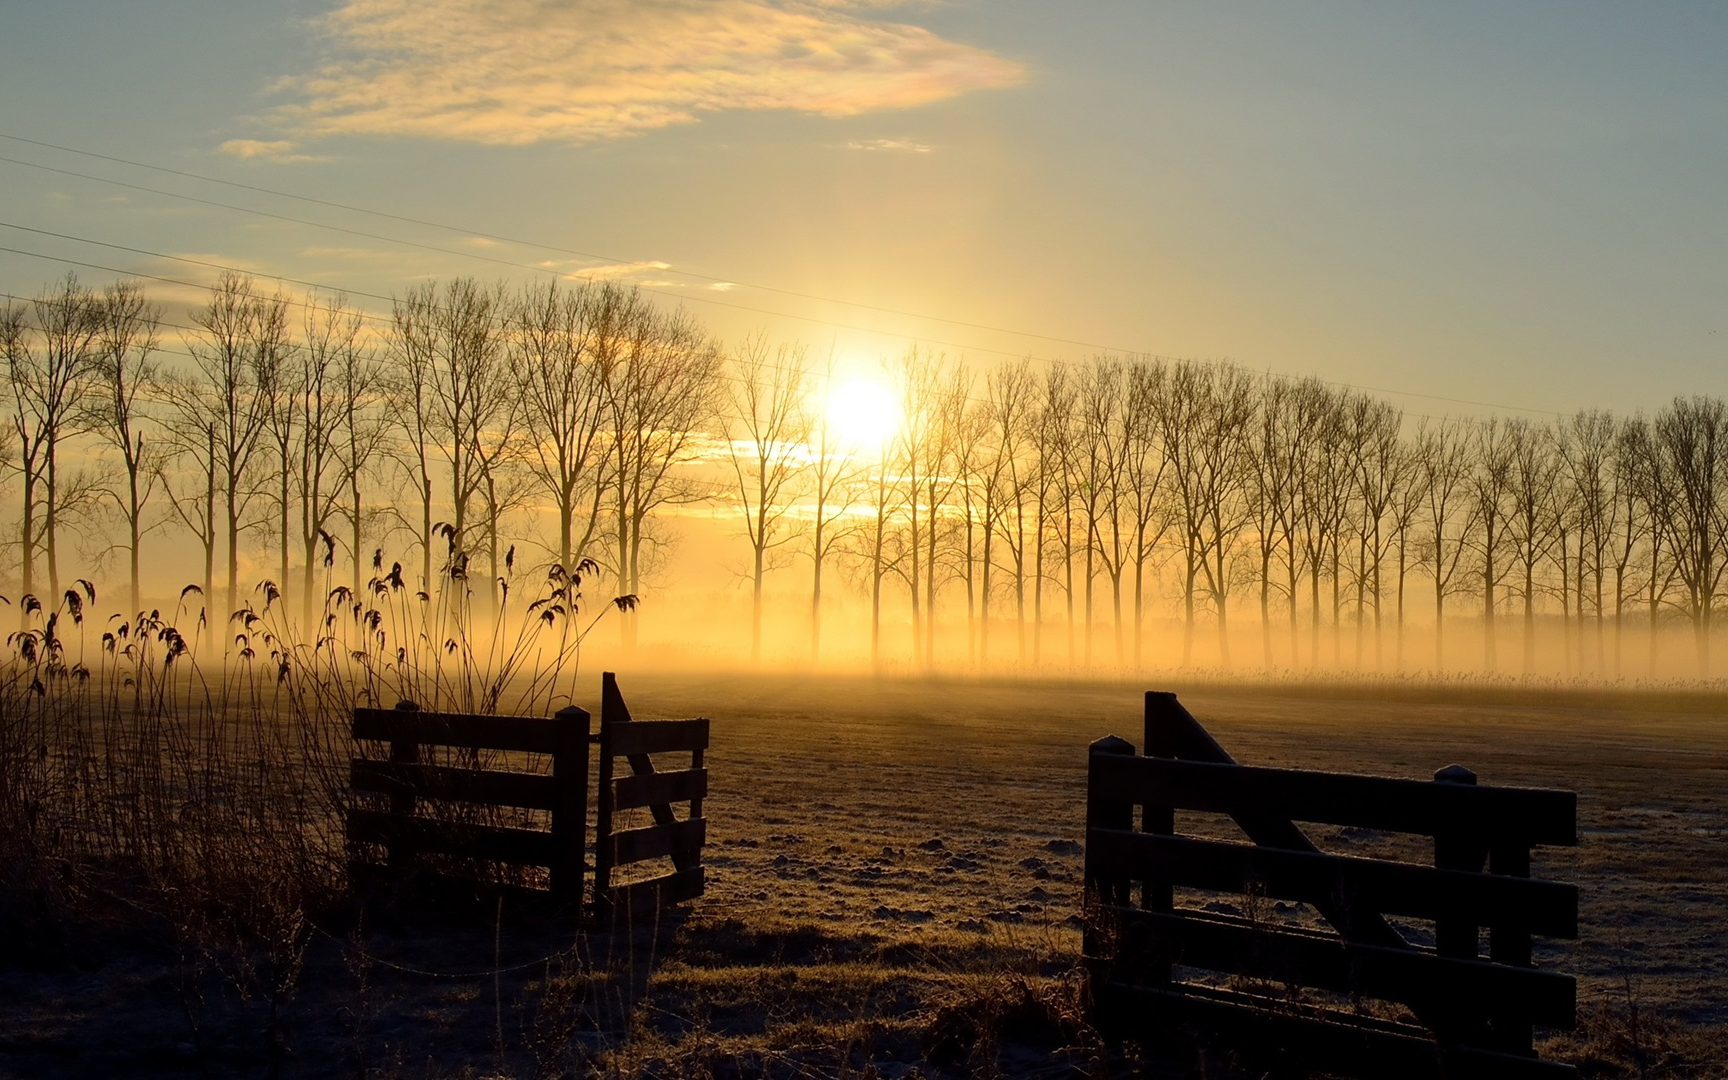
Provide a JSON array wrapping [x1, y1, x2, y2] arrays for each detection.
[[1090, 735, 1136, 755], [1433, 764, 1478, 784], [394, 699, 419, 711]]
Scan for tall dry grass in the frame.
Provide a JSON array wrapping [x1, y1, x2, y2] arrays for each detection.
[[0, 546, 620, 975]]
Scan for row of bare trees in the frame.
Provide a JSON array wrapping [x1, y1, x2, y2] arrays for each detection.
[[5, 271, 1726, 676], [724, 338, 1728, 678]]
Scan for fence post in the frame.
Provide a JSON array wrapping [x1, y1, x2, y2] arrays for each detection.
[[594, 685, 618, 915], [1085, 735, 1136, 902], [1432, 763, 1486, 1044], [387, 699, 420, 871], [550, 705, 591, 911], [1488, 833, 1537, 1054], [1084, 734, 1136, 1029], [1432, 763, 1484, 957], [1139, 696, 1179, 922]]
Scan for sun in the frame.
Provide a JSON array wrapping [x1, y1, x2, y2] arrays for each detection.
[[825, 376, 900, 454]]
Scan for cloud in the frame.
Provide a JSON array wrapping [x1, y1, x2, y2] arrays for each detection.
[[846, 137, 934, 153], [265, 0, 1024, 146], [217, 139, 328, 164], [586, 260, 671, 277]]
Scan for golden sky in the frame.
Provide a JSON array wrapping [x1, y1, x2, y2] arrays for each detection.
[[2, 0, 1726, 417]]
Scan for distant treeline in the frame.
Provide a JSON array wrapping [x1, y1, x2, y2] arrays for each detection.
[[3, 272, 1723, 676]]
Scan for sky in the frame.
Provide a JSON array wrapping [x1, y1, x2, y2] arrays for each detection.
[[2, 0, 1726, 420]]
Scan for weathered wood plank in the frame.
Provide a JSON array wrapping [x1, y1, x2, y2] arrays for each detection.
[[614, 767, 707, 811], [354, 708, 560, 754], [605, 718, 710, 758], [1101, 907, 1575, 1028], [351, 759, 559, 810], [347, 808, 559, 867], [1140, 693, 1419, 955], [608, 817, 706, 867], [1087, 829, 1578, 938], [1089, 755, 1577, 847], [605, 866, 706, 916]]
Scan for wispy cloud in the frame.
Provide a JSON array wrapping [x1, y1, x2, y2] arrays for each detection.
[[217, 139, 328, 164], [263, 0, 1024, 146], [543, 259, 678, 284], [846, 137, 934, 153]]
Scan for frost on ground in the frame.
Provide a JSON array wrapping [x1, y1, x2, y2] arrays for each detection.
[[2, 674, 1725, 1078]]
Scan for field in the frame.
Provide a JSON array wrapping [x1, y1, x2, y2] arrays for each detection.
[[4, 673, 1726, 1078]]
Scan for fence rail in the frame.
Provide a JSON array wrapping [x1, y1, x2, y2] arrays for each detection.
[[1085, 692, 1580, 1079]]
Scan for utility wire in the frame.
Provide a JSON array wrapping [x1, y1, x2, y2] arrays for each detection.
[[1, 220, 1562, 425], [0, 131, 1568, 417], [0, 131, 1130, 350]]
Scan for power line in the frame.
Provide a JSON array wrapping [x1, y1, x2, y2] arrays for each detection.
[[0, 216, 1563, 425], [0, 260, 1505, 436], [0, 130, 1129, 351], [0, 131, 1568, 418], [0, 218, 1065, 364], [0, 153, 654, 284]]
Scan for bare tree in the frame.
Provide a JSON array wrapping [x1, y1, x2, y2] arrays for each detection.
[[386, 277, 515, 613], [1557, 410, 1621, 675], [1292, 381, 1349, 667], [1503, 419, 1560, 673], [471, 367, 529, 617], [601, 298, 721, 648], [385, 286, 440, 593], [3, 273, 103, 604], [330, 315, 387, 599], [1466, 418, 1516, 672], [258, 307, 302, 619], [1246, 377, 1303, 668], [979, 357, 1037, 665], [1608, 417, 1650, 675], [83, 280, 164, 615], [513, 280, 610, 578], [890, 347, 951, 667], [1617, 416, 1677, 673], [947, 375, 989, 663], [1385, 437, 1424, 670], [162, 404, 219, 627], [175, 272, 286, 625], [1032, 363, 1079, 666], [1414, 419, 1478, 671], [1647, 397, 1728, 675], [1075, 358, 1128, 665], [858, 398, 905, 671], [721, 335, 812, 662], [1348, 395, 1406, 670], [1123, 358, 1173, 667], [1157, 360, 1256, 666], [805, 356, 864, 663], [291, 294, 369, 630]]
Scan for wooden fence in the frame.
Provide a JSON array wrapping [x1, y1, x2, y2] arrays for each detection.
[[1085, 692, 1579, 1079], [347, 672, 708, 918]]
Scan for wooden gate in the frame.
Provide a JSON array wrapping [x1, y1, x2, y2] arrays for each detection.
[[592, 671, 708, 916], [347, 672, 707, 918], [1085, 692, 1579, 1079]]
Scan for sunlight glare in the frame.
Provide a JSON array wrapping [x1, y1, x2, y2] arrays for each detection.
[[826, 376, 900, 453]]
